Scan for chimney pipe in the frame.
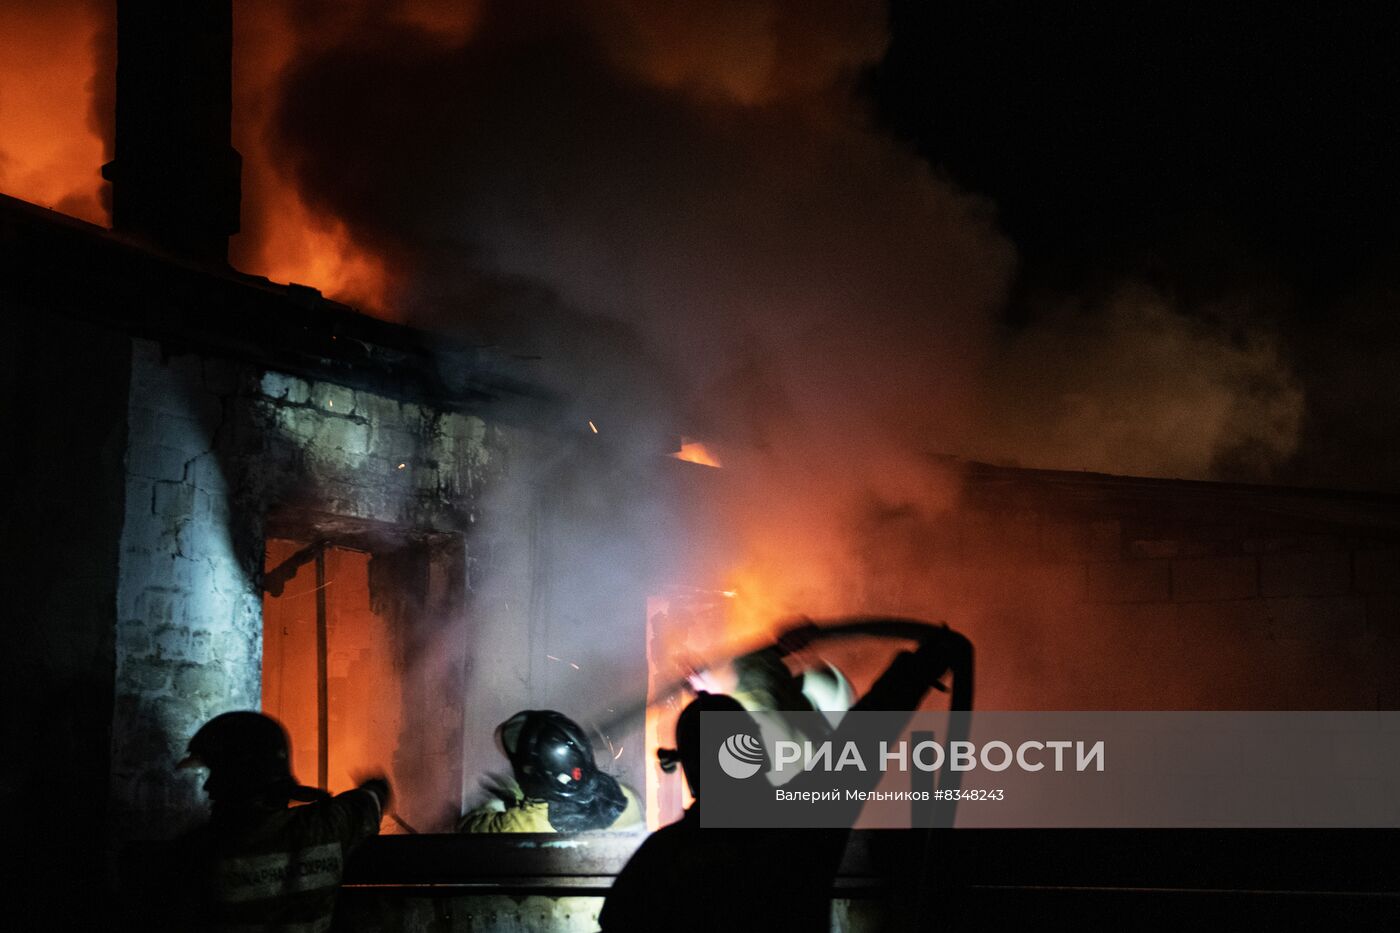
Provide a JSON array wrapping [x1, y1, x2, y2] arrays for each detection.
[[101, 0, 241, 265]]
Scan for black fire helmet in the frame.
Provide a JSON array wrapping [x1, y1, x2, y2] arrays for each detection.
[[500, 710, 598, 801], [179, 711, 320, 804]]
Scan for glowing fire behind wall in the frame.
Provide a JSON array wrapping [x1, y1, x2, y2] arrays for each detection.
[[261, 540, 403, 802]]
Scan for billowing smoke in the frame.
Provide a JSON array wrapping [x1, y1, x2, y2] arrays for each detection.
[[0, 2, 1315, 759], [257, 0, 1002, 633], [253, 0, 1302, 629], [966, 285, 1303, 480], [0, 0, 1308, 508], [0, 0, 1319, 498]]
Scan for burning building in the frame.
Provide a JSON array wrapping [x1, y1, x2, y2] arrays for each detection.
[[4, 1, 1400, 930], [0, 2, 686, 924]]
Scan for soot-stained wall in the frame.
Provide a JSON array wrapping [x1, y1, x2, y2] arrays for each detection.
[[111, 338, 515, 841]]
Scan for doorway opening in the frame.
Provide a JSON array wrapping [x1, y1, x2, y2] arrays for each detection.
[[260, 513, 467, 831]]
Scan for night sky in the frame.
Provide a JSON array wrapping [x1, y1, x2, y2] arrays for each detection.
[[870, 1, 1400, 489], [874, 1, 1399, 298]]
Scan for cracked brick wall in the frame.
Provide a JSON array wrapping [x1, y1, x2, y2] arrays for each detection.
[[111, 339, 515, 842]]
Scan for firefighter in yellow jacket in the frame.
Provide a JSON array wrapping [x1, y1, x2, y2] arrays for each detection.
[[458, 709, 643, 833], [145, 711, 389, 932]]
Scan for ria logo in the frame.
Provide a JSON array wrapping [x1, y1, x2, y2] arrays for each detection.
[[718, 733, 765, 779]]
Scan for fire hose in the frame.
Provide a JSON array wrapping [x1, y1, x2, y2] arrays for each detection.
[[614, 616, 972, 724], [760, 617, 975, 828], [769, 616, 973, 709], [601, 615, 973, 797]]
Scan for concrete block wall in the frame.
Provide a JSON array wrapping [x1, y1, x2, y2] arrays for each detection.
[[250, 366, 530, 830], [855, 476, 1400, 712]]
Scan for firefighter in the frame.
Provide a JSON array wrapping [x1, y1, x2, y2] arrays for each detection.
[[458, 709, 643, 832], [600, 627, 968, 932], [159, 711, 389, 932], [724, 620, 853, 724], [725, 626, 854, 783]]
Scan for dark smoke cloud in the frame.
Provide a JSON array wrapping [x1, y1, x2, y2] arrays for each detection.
[[267, 0, 1301, 492], [967, 285, 1304, 481], [269, 0, 1010, 476]]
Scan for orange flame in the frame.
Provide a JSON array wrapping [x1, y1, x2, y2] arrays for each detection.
[[0, 5, 108, 225], [671, 438, 722, 468], [0, 2, 396, 315], [234, 189, 393, 312], [229, 1, 393, 313]]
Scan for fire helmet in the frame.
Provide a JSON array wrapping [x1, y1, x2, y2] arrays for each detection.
[[179, 711, 300, 803], [500, 710, 598, 801], [799, 663, 854, 726]]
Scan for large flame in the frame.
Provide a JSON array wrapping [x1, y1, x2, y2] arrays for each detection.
[[0, 4, 108, 225], [0, 1, 395, 314], [228, 1, 395, 312]]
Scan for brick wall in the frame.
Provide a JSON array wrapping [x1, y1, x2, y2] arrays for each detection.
[[110, 340, 516, 841], [853, 468, 1400, 712]]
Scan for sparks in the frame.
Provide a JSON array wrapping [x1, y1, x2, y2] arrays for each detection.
[[396, 462, 406, 470], [588, 420, 598, 433]]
